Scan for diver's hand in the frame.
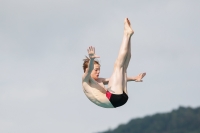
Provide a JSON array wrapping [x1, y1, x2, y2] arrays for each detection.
[[135, 72, 146, 82], [87, 46, 100, 59]]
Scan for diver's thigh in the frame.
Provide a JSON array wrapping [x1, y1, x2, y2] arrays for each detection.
[[108, 68, 124, 94]]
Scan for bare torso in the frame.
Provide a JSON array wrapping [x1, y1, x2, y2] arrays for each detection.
[[82, 76, 114, 108]]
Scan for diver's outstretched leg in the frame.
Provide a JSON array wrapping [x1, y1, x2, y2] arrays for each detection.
[[108, 18, 134, 94]]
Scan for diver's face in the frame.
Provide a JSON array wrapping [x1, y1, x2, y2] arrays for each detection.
[[91, 64, 100, 80]]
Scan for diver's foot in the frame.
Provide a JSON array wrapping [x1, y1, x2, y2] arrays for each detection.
[[124, 18, 134, 35], [135, 72, 146, 82]]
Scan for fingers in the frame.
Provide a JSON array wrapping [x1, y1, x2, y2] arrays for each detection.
[[87, 46, 100, 59], [94, 55, 100, 58], [143, 72, 146, 76], [141, 73, 146, 78], [89, 46, 93, 51], [139, 72, 146, 79], [87, 46, 95, 53], [135, 72, 146, 82]]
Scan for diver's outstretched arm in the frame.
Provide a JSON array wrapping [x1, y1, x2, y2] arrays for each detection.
[[100, 72, 146, 84], [127, 72, 146, 82], [82, 46, 100, 81]]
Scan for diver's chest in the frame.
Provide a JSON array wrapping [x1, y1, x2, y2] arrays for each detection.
[[89, 79, 104, 88]]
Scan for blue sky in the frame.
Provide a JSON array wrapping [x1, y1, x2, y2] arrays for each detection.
[[0, 0, 200, 133]]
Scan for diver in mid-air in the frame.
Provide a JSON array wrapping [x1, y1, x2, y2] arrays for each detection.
[[82, 18, 146, 108]]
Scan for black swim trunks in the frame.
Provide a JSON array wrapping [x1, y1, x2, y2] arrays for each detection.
[[106, 91, 128, 108]]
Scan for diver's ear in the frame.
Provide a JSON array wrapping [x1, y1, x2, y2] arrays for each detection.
[[85, 68, 89, 73]]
